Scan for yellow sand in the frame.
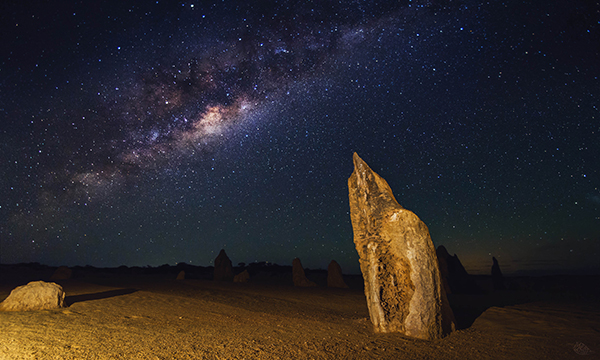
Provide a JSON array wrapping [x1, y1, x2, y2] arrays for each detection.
[[0, 276, 597, 359]]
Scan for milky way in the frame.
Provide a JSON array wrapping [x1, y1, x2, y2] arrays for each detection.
[[28, 1, 418, 205], [1, 0, 599, 274]]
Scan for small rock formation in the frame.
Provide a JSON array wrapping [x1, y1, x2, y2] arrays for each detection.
[[292, 258, 317, 287], [176, 270, 185, 280], [233, 269, 250, 283], [491, 257, 506, 290], [436, 246, 481, 294], [50, 266, 72, 280], [348, 153, 455, 340], [0, 281, 66, 311], [327, 260, 349, 288], [214, 249, 234, 281]]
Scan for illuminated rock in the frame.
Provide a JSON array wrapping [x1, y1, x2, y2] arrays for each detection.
[[292, 258, 316, 287], [0, 281, 66, 312], [327, 260, 349, 288], [348, 153, 455, 340]]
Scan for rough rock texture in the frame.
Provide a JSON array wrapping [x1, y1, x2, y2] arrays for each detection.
[[436, 246, 481, 294], [233, 270, 250, 283], [214, 249, 234, 281], [491, 257, 506, 290], [0, 281, 66, 311], [348, 153, 455, 340], [327, 260, 349, 288], [50, 266, 72, 280], [176, 271, 185, 280], [292, 258, 317, 287]]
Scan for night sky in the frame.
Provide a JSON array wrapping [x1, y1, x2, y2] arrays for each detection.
[[1, 0, 599, 275]]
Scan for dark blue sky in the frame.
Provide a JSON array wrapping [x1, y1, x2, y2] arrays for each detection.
[[1, 0, 599, 275]]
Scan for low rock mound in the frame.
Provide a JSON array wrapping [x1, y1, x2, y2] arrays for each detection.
[[234, 270, 250, 283], [0, 281, 66, 311], [50, 266, 72, 280]]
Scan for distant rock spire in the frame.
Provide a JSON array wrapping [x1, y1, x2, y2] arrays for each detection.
[[436, 245, 481, 294], [327, 260, 349, 288], [491, 257, 505, 290], [214, 249, 234, 281], [292, 258, 316, 287]]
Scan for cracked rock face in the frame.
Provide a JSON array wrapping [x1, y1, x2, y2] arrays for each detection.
[[348, 153, 454, 340]]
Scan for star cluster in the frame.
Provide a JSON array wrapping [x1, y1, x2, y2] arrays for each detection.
[[1, 0, 599, 275]]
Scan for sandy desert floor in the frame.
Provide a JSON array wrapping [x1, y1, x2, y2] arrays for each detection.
[[0, 272, 599, 360]]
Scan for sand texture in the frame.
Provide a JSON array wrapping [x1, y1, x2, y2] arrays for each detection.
[[0, 272, 598, 359]]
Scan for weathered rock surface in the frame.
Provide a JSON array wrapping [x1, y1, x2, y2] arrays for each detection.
[[176, 270, 185, 280], [327, 260, 349, 288], [50, 266, 72, 280], [0, 281, 66, 311], [292, 258, 317, 287], [214, 249, 234, 281], [436, 246, 481, 294], [491, 257, 506, 290], [233, 269, 250, 283], [348, 153, 455, 340]]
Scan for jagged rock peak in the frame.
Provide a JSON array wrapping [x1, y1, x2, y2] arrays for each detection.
[[348, 153, 455, 340]]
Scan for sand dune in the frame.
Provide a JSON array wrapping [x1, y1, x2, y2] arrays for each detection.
[[0, 271, 598, 359]]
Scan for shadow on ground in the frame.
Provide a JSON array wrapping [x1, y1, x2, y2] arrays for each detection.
[[448, 293, 531, 330], [65, 288, 138, 306]]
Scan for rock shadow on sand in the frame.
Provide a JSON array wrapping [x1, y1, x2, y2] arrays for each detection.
[[447, 293, 531, 330], [65, 288, 138, 306]]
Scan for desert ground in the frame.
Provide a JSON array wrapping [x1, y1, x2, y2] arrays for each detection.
[[0, 264, 598, 359]]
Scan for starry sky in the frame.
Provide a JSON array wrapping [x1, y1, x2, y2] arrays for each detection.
[[1, 0, 599, 275]]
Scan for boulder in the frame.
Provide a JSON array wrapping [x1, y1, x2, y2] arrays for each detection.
[[491, 257, 506, 290], [0, 281, 66, 311], [436, 246, 481, 294], [176, 270, 185, 280], [233, 269, 250, 283], [348, 153, 455, 340], [327, 260, 349, 288], [213, 249, 234, 281], [292, 258, 317, 287], [50, 266, 72, 280]]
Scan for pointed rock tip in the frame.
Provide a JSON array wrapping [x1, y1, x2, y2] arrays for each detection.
[[352, 152, 365, 168], [352, 152, 372, 175]]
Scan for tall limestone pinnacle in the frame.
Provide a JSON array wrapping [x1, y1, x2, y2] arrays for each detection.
[[348, 153, 455, 340]]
